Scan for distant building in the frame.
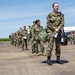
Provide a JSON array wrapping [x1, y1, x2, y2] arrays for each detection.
[[64, 26, 75, 32], [64, 26, 75, 34]]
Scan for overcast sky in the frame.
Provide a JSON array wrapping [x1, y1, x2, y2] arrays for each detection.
[[0, 0, 75, 38]]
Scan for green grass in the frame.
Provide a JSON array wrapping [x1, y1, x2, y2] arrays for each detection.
[[0, 38, 10, 42]]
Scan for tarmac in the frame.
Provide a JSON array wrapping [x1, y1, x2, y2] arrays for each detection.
[[0, 42, 75, 75]]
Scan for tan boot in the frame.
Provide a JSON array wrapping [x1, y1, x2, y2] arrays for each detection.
[[17, 45, 20, 48], [35, 53, 39, 56], [18, 45, 22, 48], [42, 53, 46, 56], [18, 45, 21, 48]]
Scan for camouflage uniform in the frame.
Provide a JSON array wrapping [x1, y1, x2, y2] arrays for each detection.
[[70, 33, 74, 44], [27, 26, 31, 42], [46, 12, 64, 57], [15, 31, 19, 47], [11, 33, 14, 45], [18, 29, 23, 46], [30, 25, 36, 53], [9, 35, 12, 44], [32, 25, 44, 54], [21, 29, 28, 50], [13, 33, 17, 47]]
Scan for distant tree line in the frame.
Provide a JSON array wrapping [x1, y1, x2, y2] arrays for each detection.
[[0, 38, 10, 42]]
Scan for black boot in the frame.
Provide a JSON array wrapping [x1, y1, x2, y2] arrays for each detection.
[[47, 57, 52, 65], [32, 49, 35, 53], [22, 46, 24, 50], [56, 56, 63, 64], [26, 44, 28, 50]]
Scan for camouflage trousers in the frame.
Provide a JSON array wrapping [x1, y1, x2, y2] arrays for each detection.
[[18, 37, 22, 46], [70, 38, 74, 44], [11, 39, 14, 45], [22, 37, 28, 49], [31, 37, 36, 51], [34, 40, 44, 53], [46, 33, 61, 57], [14, 38, 19, 47]]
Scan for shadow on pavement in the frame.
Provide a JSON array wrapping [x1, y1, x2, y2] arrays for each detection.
[[41, 60, 69, 64]]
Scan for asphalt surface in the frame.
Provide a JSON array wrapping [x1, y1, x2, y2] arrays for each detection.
[[0, 42, 75, 75]]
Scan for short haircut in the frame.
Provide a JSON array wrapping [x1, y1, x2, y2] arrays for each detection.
[[52, 2, 58, 8], [24, 26, 26, 28], [35, 19, 40, 24], [33, 21, 36, 23]]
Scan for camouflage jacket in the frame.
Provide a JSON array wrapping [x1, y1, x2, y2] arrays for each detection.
[[47, 12, 64, 33], [18, 30, 23, 38], [32, 25, 43, 37], [30, 25, 35, 37], [70, 33, 74, 39], [13, 34, 17, 40], [21, 29, 28, 37], [11, 34, 14, 40]]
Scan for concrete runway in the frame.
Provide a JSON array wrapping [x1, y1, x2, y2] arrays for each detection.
[[0, 42, 75, 75]]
